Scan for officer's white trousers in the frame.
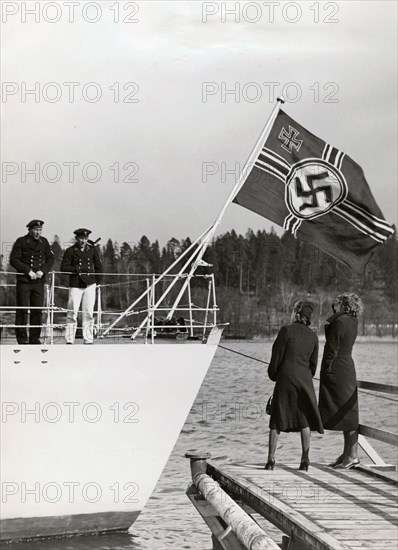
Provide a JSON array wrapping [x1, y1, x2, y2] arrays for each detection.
[[65, 284, 96, 344]]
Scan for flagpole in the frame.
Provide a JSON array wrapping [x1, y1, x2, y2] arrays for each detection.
[[205, 95, 285, 236], [166, 96, 285, 319]]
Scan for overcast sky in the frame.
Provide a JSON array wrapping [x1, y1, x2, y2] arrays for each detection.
[[1, 0, 397, 252]]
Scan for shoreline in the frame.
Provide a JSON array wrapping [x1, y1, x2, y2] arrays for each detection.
[[224, 335, 398, 344]]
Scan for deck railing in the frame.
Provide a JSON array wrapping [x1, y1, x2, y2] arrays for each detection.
[[0, 270, 220, 344]]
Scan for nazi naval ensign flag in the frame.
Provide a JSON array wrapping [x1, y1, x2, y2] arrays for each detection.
[[233, 109, 394, 273]]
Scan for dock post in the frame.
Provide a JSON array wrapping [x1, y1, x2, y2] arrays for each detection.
[[186, 450, 211, 480]]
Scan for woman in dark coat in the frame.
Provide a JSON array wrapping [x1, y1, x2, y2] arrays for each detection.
[[319, 293, 362, 470], [265, 301, 323, 471]]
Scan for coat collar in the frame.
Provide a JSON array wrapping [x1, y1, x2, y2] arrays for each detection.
[[325, 311, 346, 325], [325, 311, 358, 327], [73, 243, 87, 254], [26, 234, 42, 247]]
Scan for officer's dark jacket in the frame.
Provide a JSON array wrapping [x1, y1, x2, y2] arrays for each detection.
[[10, 235, 54, 283], [61, 244, 103, 288]]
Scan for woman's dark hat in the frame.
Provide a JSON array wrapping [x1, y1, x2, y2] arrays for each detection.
[[298, 301, 314, 319]]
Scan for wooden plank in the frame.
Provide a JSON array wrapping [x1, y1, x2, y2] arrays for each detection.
[[250, 485, 397, 505], [357, 380, 398, 395], [358, 434, 390, 465], [342, 541, 398, 549], [359, 425, 398, 446], [329, 530, 398, 541], [356, 465, 398, 483], [311, 464, 398, 487], [247, 479, 396, 491], [292, 501, 397, 509], [310, 513, 397, 520], [322, 519, 396, 531], [208, 463, 352, 550], [291, 493, 397, 504], [293, 501, 397, 511], [244, 474, 397, 493], [294, 509, 397, 518], [236, 469, 395, 482]]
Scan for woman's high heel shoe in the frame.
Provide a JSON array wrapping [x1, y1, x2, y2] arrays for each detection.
[[299, 459, 310, 471], [264, 459, 275, 470], [335, 457, 360, 470], [328, 454, 345, 468]]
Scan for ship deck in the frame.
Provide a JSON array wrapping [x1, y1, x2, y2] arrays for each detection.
[[0, 330, 213, 345]]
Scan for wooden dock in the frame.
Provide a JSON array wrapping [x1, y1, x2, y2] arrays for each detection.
[[186, 454, 398, 550], [186, 380, 398, 550]]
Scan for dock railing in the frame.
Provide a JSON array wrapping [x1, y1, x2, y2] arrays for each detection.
[[356, 380, 398, 471]]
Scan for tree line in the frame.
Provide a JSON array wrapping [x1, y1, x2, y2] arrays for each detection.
[[1, 227, 397, 337]]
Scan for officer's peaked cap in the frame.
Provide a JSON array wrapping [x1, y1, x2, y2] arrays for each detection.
[[27, 219, 44, 229], [74, 228, 92, 237]]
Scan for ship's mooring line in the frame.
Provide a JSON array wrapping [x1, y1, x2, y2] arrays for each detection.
[[218, 344, 269, 365], [218, 345, 398, 403]]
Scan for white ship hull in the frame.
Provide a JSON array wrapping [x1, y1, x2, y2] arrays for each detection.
[[0, 331, 221, 541]]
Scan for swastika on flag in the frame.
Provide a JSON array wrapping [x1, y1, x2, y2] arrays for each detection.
[[285, 159, 348, 219]]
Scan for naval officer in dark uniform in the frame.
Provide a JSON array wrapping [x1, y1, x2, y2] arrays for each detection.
[[61, 228, 103, 344], [10, 220, 54, 344]]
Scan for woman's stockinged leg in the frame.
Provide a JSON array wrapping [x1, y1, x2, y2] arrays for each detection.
[[344, 430, 358, 459], [300, 427, 311, 461], [268, 428, 280, 461], [334, 430, 360, 469], [265, 428, 280, 469], [343, 433, 350, 457]]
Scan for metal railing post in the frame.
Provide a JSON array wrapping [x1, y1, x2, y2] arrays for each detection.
[[50, 271, 55, 345], [145, 278, 150, 343], [187, 277, 194, 338], [211, 274, 217, 326], [96, 285, 102, 339], [203, 279, 211, 341], [44, 282, 51, 344], [151, 274, 155, 344]]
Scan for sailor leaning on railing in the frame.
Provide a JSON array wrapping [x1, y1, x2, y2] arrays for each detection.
[[60, 228, 103, 345], [9, 219, 54, 345]]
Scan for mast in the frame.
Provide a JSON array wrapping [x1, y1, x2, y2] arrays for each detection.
[[166, 97, 285, 319]]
